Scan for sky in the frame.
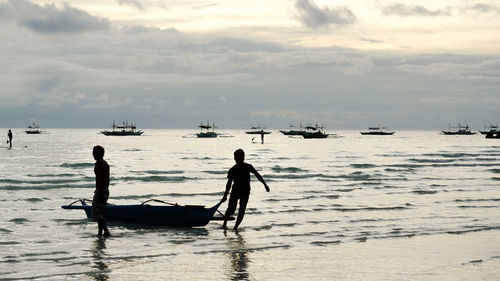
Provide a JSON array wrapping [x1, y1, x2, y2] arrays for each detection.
[[0, 0, 499, 129]]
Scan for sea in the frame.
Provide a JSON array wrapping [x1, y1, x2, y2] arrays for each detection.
[[1, 128, 499, 280]]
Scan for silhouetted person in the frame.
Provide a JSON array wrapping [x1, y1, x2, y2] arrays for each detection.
[[7, 129, 12, 147], [260, 130, 264, 144], [222, 149, 270, 230], [92, 145, 110, 236]]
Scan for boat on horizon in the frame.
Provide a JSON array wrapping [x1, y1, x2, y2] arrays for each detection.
[[197, 122, 218, 138], [245, 125, 271, 135], [62, 199, 229, 227], [441, 123, 475, 135], [479, 123, 498, 135], [280, 123, 307, 136], [302, 124, 328, 138], [360, 125, 395, 135], [101, 121, 144, 136], [25, 120, 41, 134]]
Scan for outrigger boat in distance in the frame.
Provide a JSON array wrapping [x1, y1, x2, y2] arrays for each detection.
[[360, 125, 395, 135], [479, 124, 499, 135], [245, 125, 271, 134], [25, 121, 41, 134], [302, 124, 328, 138], [441, 123, 475, 135], [280, 123, 306, 136], [101, 121, 144, 136], [197, 122, 218, 138], [61, 199, 231, 227]]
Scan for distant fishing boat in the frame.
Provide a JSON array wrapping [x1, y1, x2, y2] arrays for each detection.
[[479, 124, 498, 135], [280, 123, 306, 136], [302, 124, 328, 139], [62, 199, 228, 227], [197, 122, 218, 138], [360, 125, 395, 135], [246, 125, 271, 135], [25, 120, 41, 134], [441, 123, 475, 135], [101, 121, 144, 136]]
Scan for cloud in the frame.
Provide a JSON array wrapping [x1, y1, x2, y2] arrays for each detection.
[[0, 0, 109, 33], [295, 0, 356, 28], [116, 0, 145, 11], [382, 3, 451, 17], [462, 3, 500, 14]]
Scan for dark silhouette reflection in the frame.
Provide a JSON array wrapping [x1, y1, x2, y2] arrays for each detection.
[[226, 231, 250, 281], [89, 237, 110, 281]]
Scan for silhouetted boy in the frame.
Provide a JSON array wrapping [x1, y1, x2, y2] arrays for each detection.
[[92, 145, 110, 236], [222, 149, 270, 230]]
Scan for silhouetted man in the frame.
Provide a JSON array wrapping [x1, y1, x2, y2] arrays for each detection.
[[7, 129, 12, 147], [222, 149, 270, 230], [92, 145, 110, 236], [260, 130, 264, 144]]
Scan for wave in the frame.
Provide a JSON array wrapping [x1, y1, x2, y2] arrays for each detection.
[[0, 178, 90, 185], [422, 153, 481, 158], [412, 190, 438, 195], [330, 206, 409, 212], [110, 191, 222, 200], [0, 183, 92, 191], [118, 175, 195, 183], [271, 165, 309, 173], [455, 198, 500, 202], [489, 169, 500, 174], [409, 158, 455, 163], [446, 226, 500, 235], [202, 170, 226, 175], [9, 218, 30, 224], [27, 173, 79, 178], [350, 163, 377, 169], [58, 163, 94, 169], [131, 170, 184, 175], [311, 240, 341, 246]]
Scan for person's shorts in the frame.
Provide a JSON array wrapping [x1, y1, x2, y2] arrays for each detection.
[[92, 189, 109, 220]]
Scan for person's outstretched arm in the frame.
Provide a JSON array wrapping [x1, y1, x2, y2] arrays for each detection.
[[250, 165, 270, 192], [222, 178, 232, 202]]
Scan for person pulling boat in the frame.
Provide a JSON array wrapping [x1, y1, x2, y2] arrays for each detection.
[[221, 149, 270, 230]]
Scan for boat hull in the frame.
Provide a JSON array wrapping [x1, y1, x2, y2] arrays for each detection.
[[302, 132, 328, 138], [360, 131, 395, 135], [280, 130, 306, 136], [101, 131, 144, 136], [246, 131, 271, 134], [62, 200, 223, 227], [197, 132, 218, 138], [441, 131, 475, 135]]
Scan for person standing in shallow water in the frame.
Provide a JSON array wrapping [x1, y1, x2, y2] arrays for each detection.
[[260, 130, 264, 144], [7, 129, 12, 147], [222, 149, 270, 230], [92, 145, 110, 236]]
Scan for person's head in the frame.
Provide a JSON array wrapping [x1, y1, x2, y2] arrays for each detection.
[[234, 149, 245, 164], [93, 145, 105, 160]]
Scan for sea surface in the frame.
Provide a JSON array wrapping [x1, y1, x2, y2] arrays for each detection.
[[1, 129, 499, 280]]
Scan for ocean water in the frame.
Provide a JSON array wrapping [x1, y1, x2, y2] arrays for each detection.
[[1, 128, 499, 280]]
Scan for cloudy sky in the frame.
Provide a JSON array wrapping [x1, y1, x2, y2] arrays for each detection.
[[1, 0, 499, 129]]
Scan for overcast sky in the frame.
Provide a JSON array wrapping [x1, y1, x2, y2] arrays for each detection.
[[1, 0, 499, 129]]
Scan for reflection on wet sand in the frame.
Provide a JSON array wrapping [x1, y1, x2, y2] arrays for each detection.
[[226, 231, 250, 281], [89, 237, 110, 281]]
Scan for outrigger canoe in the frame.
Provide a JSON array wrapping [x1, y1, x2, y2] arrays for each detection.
[[62, 199, 229, 227]]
